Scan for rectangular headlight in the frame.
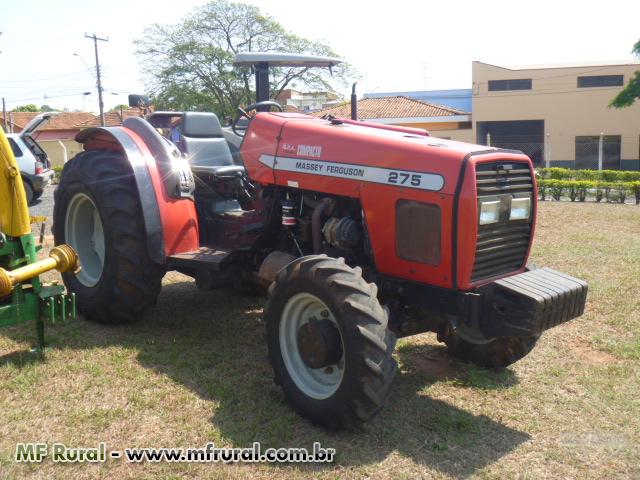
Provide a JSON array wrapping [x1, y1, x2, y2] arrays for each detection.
[[510, 196, 531, 221], [479, 200, 500, 225]]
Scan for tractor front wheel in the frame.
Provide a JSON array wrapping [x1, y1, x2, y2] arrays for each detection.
[[440, 323, 539, 368], [265, 255, 397, 429], [53, 150, 164, 324]]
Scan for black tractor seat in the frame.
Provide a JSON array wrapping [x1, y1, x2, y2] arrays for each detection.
[[179, 112, 244, 177]]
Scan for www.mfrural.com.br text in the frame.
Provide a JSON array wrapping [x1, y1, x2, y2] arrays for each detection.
[[15, 442, 335, 464]]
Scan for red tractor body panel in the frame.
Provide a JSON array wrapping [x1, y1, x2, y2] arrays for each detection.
[[125, 129, 200, 256], [242, 112, 536, 290]]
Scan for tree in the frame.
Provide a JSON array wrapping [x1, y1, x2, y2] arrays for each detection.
[[12, 104, 38, 112], [39, 105, 59, 112], [610, 39, 640, 108], [109, 104, 130, 112], [135, 0, 353, 116]]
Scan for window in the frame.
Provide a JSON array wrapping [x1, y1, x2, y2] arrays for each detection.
[[577, 75, 623, 88], [488, 79, 532, 91], [7, 138, 23, 157], [477, 120, 545, 166], [396, 200, 441, 265], [575, 135, 621, 170]]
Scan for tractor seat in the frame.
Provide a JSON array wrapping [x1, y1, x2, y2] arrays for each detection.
[[190, 164, 245, 177], [179, 112, 245, 177]]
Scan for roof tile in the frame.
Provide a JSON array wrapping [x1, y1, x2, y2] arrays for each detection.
[[311, 96, 468, 119], [1, 112, 96, 131], [78, 108, 145, 127]]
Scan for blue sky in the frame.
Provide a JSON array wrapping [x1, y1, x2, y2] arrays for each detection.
[[1, 0, 638, 112]]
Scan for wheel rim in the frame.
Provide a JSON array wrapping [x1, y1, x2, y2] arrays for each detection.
[[280, 293, 345, 400], [456, 323, 495, 345], [64, 192, 105, 287]]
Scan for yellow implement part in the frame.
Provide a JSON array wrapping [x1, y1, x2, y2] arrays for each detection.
[[0, 129, 30, 237], [0, 245, 79, 297], [30, 216, 48, 224]]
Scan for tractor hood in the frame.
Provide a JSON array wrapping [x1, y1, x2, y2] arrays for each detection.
[[242, 112, 499, 196]]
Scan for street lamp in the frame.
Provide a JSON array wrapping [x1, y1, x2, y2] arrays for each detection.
[[82, 92, 91, 112], [73, 53, 96, 79]]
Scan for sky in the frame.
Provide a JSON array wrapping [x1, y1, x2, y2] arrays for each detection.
[[1, 0, 639, 113]]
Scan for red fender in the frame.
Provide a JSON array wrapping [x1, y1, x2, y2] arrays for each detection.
[[76, 126, 199, 263]]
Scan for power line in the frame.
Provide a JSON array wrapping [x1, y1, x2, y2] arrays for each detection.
[[3, 91, 95, 104], [365, 84, 625, 101], [0, 70, 89, 84], [471, 64, 633, 88], [367, 65, 636, 99], [473, 85, 623, 99]]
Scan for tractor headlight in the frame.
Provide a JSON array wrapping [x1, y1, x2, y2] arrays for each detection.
[[510, 196, 531, 221], [479, 200, 501, 225]]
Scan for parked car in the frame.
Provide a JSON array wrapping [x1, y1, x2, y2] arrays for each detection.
[[6, 113, 56, 204]]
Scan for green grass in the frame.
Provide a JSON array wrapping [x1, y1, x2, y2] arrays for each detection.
[[0, 202, 639, 479]]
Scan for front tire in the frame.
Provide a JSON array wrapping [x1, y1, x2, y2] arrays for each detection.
[[53, 150, 164, 324], [440, 323, 539, 368], [265, 255, 397, 429]]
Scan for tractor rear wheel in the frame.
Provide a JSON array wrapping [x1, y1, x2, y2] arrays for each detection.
[[265, 255, 397, 429], [53, 150, 164, 324], [440, 324, 539, 368]]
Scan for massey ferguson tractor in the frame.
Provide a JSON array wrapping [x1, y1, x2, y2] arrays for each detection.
[[53, 53, 587, 429]]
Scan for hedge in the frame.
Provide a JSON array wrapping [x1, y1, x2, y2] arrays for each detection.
[[537, 179, 640, 204], [537, 167, 640, 183]]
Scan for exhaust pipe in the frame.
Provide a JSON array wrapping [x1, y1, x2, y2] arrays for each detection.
[[351, 83, 358, 120]]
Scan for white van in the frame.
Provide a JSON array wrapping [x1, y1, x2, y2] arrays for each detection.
[[6, 113, 56, 204]]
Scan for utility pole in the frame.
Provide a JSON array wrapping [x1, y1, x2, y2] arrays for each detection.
[[2, 98, 6, 132], [84, 33, 108, 126]]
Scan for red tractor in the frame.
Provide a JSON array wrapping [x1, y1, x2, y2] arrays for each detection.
[[54, 53, 587, 429]]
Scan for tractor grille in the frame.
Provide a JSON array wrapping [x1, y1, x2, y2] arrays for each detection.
[[472, 162, 534, 282]]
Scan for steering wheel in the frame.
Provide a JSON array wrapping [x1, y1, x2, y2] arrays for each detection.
[[232, 101, 283, 136]]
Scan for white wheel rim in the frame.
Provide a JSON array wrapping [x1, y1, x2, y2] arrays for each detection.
[[279, 293, 345, 400], [64, 192, 105, 287]]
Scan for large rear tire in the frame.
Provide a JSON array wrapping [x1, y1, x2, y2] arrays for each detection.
[[265, 255, 397, 429], [440, 324, 539, 368], [53, 150, 164, 324]]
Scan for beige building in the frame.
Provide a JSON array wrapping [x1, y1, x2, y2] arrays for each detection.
[[276, 89, 342, 112], [433, 60, 640, 169]]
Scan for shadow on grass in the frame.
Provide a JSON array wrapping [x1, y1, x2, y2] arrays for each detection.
[[0, 278, 530, 478], [0, 349, 44, 368], [396, 342, 520, 390]]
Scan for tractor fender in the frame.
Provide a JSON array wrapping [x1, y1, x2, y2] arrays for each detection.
[[75, 126, 200, 264]]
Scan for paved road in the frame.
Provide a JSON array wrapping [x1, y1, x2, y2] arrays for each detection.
[[28, 184, 56, 236]]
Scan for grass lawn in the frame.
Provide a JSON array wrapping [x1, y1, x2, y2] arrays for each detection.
[[0, 201, 638, 479]]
